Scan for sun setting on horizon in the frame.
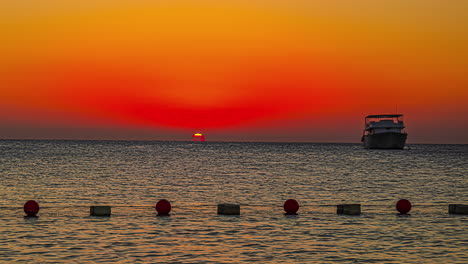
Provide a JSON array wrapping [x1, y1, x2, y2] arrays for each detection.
[[192, 133, 206, 142], [1, 0, 467, 143]]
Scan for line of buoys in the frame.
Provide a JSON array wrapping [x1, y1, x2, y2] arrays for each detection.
[[21, 199, 468, 217]]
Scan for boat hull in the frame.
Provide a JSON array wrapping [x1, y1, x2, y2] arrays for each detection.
[[363, 132, 407, 149]]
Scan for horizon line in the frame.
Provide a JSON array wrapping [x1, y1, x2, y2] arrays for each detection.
[[0, 138, 466, 145]]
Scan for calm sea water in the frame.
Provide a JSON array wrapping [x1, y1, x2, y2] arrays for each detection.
[[0, 140, 467, 263]]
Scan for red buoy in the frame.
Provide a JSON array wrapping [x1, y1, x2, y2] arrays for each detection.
[[156, 199, 171, 216], [396, 199, 412, 214], [24, 200, 40, 217], [284, 199, 299, 215]]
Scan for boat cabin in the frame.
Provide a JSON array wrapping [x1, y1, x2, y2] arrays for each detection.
[[364, 115, 406, 135]]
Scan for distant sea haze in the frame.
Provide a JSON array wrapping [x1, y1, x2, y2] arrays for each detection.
[[0, 140, 467, 263]]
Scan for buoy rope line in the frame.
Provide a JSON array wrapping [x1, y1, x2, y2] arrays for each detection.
[[0, 203, 453, 209]]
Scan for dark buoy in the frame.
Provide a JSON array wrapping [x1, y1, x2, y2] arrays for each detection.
[[449, 204, 468, 215], [24, 200, 40, 217], [156, 199, 171, 216], [217, 204, 240, 215], [396, 199, 412, 214], [284, 199, 299, 215], [337, 204, 361, 215], [90, 206, 111, 216]]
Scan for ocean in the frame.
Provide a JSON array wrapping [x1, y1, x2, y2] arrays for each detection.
[[0, 140, 467, 263]]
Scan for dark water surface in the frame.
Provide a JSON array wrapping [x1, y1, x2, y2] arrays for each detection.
[[0, 140, 467, 263]]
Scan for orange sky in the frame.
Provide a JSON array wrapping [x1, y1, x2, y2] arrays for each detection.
[[1, 0, 467, 143]]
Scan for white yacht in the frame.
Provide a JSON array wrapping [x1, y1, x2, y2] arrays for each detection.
[[361, 114, 407, 149]]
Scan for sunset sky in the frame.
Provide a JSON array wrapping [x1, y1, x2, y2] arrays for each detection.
[[1, 0, 467, 143]]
